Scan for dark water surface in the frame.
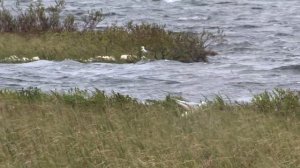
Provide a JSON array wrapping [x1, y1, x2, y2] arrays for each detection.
[[1, 0, 300, 102]]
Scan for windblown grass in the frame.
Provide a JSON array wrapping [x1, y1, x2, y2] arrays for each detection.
[[0, 88, 299, 167], [0, 0, 222, 63]]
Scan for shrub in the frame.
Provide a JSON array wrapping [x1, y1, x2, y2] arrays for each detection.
[[0, 0, 103, 33], [99, 22, 223, 62]]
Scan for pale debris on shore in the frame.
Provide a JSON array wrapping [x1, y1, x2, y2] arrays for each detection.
[[120, 54, 137, 60], [2, 55, 40, 62], [96, 56, 116, 61], [32, 56, 40, 61], [83, 56, 116, 63]]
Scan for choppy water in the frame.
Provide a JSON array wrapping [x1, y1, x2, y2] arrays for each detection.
[[1, 0, 300, 102]]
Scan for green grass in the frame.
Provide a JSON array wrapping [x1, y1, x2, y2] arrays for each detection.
[[0, 88, 299, 167], [0, 23, 220, 63]]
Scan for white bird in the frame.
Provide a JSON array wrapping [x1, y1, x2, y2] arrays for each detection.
[[175, 99, 206, 111], [175, 99, 207, 117], [141, 46, 148, 53]]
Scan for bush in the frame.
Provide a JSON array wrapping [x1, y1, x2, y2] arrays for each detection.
[[99, 22, 222, 62], [0, 0, 103, 33]]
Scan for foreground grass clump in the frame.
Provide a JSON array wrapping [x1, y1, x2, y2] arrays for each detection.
[[0, 88, 299, 167], [252, 88, 300, 117], [0, 0, 221, 63]]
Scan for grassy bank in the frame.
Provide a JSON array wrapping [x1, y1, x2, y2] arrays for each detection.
[[0, 88, 299, 167], [0, 0, 221, 63], [0, 25, 219, 63]]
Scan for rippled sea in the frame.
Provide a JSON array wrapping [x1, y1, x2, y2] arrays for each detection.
[[1, 0, 300, 102]]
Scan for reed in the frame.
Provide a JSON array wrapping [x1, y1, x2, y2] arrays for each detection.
[[0, 88, 299, 167]]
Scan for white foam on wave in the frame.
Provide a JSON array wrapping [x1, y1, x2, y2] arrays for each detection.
[[178, 16, 210, 21], [18, 60, 54, 67], [164, 0, 181, 3]]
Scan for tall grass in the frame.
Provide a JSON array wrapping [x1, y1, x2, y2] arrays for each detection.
[[0, 23, 222, 63], [0, 88, 299, 167], [252, 88, 300, 118]]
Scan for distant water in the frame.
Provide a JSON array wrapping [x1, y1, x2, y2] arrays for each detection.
[[1, 0, 300, 102]]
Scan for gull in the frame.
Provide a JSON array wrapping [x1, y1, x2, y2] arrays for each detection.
[[141, 46, 148, 53], [175, 99, 207, 111], [174, 99, 207, 117]]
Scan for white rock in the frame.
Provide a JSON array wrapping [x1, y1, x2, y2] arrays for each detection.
[[96, 56, 116, 61], [8, 55, 19, 61], [120, 54, 137, 60], [22, 57, 29, 61], [120, 54, 129, 60], [32, 56, 40, 61]]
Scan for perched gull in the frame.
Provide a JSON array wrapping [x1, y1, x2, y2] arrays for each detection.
[[141, 46, 148, 53]]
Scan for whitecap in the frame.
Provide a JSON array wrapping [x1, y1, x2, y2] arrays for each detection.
[[164, 0, 181, 3]]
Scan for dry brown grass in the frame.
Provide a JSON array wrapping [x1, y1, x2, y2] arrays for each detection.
[[0, 89, 299, 167]]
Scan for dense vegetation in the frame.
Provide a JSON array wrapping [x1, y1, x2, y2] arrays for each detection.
[[0, 0, 222, 63], [0, 88, 299, 167]]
